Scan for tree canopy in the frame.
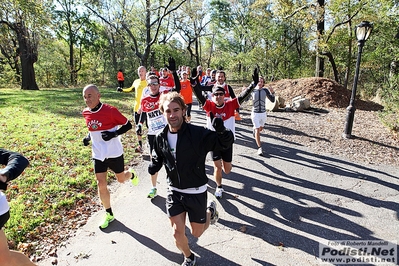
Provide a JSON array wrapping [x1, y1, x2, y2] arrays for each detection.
[[0, 0, 398, 100]]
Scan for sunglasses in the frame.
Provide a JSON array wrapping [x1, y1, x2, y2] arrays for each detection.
[[148, 82, 159, 86], [213, 93, 225, 97]]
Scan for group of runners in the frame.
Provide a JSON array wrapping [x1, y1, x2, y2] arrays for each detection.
[[82, 60, 276, 265], [0, 59, 276, 266]]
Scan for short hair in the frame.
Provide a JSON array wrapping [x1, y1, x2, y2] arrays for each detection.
[[216, 70, 226, 77], [159, 91, 187, 114], [83, 84, 99, 93], [146, 72, 157, 78], [137, 66, 146, 74], [146, 74, 159, 83]]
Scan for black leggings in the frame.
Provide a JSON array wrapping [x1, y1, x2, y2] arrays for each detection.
[[186, 103, 192, 117], [0, 211, 10, 228]]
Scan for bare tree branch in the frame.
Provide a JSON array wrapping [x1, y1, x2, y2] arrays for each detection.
[[325, 6, 364, 43], [84, 4, 141, 58], [284, 4, 316, 19]]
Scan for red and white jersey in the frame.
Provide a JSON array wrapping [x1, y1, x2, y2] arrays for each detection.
[[159, 75, 175, 91], [203, 98, 239, 138], [219, 83, 232, 101], [82, 103, 128, 161], [140, 93, 167, 135], [139, 86, 170, 109]]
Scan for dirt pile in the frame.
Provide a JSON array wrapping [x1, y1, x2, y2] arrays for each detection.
[[266, 77, 383, 111]]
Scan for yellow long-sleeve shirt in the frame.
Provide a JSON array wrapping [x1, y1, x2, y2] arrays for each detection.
[[122, 79, 147, 112]]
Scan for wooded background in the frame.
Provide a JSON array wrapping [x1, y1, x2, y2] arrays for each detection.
[[1, 0, 398, 112]]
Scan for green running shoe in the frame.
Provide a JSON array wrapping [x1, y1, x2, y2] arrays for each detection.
[[129, 167, 139, 186], [99, 212, 114, 229], [147, 187, 158, 199]]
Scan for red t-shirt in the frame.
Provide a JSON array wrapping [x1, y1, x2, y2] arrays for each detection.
[[159, 75, 175, 90], [117, 71, 124, 81], [180, 80, 193, 104]]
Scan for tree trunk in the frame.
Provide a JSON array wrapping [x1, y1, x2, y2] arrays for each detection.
[[16, 21, 39, 90], [321, 51, 340, 83], [315, 56, 325, 77], [315, 0, 325, 77], [195, 38, 200, 66], [344, 20, 353, 89], [69, 38, 76, 85], [14, 48, 21, 83], [206, 34, 215, 67]]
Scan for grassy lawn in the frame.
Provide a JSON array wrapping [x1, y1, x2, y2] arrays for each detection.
[[0, 87, 140, 254]]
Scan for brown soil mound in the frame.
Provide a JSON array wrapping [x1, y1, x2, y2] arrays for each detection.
[[266, 77, 383, 111]]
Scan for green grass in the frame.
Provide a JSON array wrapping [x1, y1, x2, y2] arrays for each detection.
[[0, 87, 141, 249]]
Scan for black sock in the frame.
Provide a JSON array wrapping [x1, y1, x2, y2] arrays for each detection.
[[139, 140, 142, 148], [208, 207, 215, 217], [217, 185, 223, 189], [207, 202, 215, 216], [187, 253, 195, 261], [106, 208, 113, 216], [130, 169, 136, 179]]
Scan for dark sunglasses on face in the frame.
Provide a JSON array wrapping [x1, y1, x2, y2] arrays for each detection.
[[213, 92, 224, 96]]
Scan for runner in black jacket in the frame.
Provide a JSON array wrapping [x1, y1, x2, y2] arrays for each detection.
[[148, 92, 233, 266], [0, 148, 35, 266]]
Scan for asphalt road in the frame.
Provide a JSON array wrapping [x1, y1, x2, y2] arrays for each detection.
[[39, 102, 399, 266]]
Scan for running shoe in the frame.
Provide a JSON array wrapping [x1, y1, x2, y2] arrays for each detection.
[[257, 147, 263, 156], [207, 200, 219, 225], [129, 167, 139, 186], [135, 146, 143, 153], [235, 111, 242, 121], [99, 212, 114, 229], [181, 255, 197, 266], [214, 187, 224, 199], [147, 187, 158, 199]]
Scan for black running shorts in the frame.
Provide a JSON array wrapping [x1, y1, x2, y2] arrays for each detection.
[[166, 189, 207, 224], [93, 155, 124, 174], [211, 145, 233, 162]]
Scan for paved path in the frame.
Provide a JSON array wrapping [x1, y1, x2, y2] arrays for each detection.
[[39, 103, 399, 266]]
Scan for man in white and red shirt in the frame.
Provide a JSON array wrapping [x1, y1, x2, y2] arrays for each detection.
[[82, 84, 138, 229], [192, 68, 259, 199], [159, 67, 175, 92]]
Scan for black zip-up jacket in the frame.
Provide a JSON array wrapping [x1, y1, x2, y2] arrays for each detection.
[[148, 122, 234, 189], [0, 148, 30, 191]]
